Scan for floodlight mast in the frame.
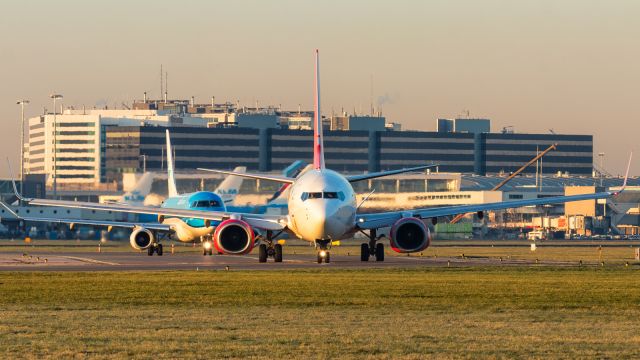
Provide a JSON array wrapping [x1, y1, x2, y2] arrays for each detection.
[[16, 100, 30, 198], [50, 94, 63, 198]]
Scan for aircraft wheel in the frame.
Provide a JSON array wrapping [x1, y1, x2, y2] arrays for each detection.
[[360, 243, 369, 261], [317, 253, 323, 264], [208, 248, 213, 256], [375, 243, 384, 262], [325, 252, 330, 264], [157, 244, 163, 256], [258, 244, 268, 263], [203, 248, 208, 256], [274, 244, 283, 263], [147, 246, 154, 256]]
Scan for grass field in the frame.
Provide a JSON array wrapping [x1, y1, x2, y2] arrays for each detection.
[[1, 268, 640, 359]]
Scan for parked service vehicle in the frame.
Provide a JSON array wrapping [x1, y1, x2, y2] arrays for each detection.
[[527, 230, 546, 241]]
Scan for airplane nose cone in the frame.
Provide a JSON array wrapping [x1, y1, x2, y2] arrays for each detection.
[[302, 200, 347, 240], [305, 204, 327, 240]]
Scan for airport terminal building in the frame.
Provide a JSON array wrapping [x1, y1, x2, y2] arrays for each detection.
[[24, 101, 594, 185], [102, 126, 593, 182]]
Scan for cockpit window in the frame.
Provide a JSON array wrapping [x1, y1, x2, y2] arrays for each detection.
[[191, 200, 221, 208], [323, 192, 338, 199], [301, 191, 344, 201], [308, 192, 322, 199]]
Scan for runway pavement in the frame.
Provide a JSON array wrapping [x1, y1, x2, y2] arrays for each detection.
[[0, 250, 575, 271]]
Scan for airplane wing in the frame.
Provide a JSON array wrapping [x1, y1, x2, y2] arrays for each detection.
[[355, 190, 619, 229], [0, 202, 171, 231], [10, 186, 286, 231], [198, 164, 437, 184], [357, 153, 632, 230], [345, 165, 438, 183]]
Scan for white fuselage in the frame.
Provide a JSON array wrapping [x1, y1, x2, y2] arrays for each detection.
[[287, 169, 357, 242]]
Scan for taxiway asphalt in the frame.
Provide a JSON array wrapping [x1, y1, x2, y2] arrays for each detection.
[[0, 250, 578, 271]]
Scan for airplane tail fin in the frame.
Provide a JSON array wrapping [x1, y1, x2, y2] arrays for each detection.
[[122, 172, 155, 204], [313, 49, 325, 170], [166, 130, 178, 198], [215, 166, 246, 204], [266, 161, 308, 203]]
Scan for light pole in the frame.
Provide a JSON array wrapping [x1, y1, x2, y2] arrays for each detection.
[[139, 154, 147, 173], [598, 152, 605, 187], [50, 93, 63, 198], [16, 100, 30, 197]]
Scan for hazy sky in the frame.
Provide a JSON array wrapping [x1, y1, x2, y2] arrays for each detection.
[[1, 0, 639, 176]]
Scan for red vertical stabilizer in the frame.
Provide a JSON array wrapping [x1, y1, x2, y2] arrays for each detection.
[[313, 49, 325, 170]]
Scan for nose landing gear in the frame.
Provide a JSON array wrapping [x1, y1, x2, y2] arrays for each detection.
[[360, 229, 384, 262], [315, 240, 331, 264], [201, 236, 214, 256]]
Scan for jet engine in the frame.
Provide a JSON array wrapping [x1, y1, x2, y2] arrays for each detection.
[[213, 219, 255, 255], [130, 228, 154, 250], [389, 217, 431, 253]]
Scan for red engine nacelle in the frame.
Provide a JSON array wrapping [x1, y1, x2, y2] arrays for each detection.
[[389, 217, 431, 253], [213, 219, 255, 255]]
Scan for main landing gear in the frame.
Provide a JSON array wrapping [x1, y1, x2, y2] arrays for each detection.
[[147, 243, 164, 256], [315, 240, 331, 264], [360, 229, 384, 262], [147, 232, 167, 256], [258, 230, 283, 263]]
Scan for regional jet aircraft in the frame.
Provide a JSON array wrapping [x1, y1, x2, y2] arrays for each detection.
[[6, 50, 631, 263]]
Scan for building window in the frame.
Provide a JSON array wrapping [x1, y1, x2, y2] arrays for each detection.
[[56, 166, 95, 171], [56, 140, 95, 145], [57, 122, 95, 127], [56, 131, 96, 136], [56, 148, 95, 153], [55, 174, 95, 179]]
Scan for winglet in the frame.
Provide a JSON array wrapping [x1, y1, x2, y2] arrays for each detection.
[[614, 151, 633, 195], [357, 189, 376, 210], [6, 158, 27, 202]]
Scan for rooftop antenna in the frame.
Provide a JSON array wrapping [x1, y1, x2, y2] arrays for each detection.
[[370, 74, 374, 116], [164, 71, 168, 103], [160, 64, 163, 101]]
